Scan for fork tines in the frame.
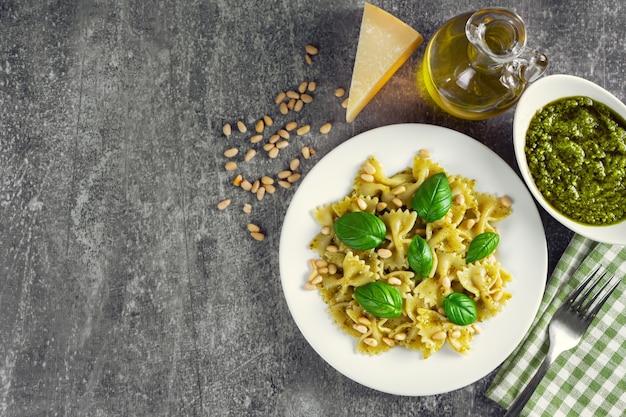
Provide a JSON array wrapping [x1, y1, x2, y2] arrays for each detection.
[[568, 265, 619, 323]]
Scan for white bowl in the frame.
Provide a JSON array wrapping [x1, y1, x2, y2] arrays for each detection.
[[513, 74, 626, 245]]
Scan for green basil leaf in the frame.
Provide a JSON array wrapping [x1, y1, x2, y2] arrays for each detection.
[[407, 235, 433, 279], [443, 292, 477, 325], [466, 232, 500, 263], [333, 211, 386, 250], [411, 172, 452, 223], [354, 281, 403, 318]]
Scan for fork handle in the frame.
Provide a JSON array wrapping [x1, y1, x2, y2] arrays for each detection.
[[503, 356, 551, 417]]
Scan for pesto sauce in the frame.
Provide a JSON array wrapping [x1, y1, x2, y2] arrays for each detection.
[[525, 96, 626, 225]]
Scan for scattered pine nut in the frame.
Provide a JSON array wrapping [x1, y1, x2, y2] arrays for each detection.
[[441, 276, 452, 289], [326, 244, 338, 253], [287, 98, 296, 110], [305, 44, 319, 55], [285, 121, 298, 131], [240, 180, 252, 191], [217, 199, 231, 210], [335, 87, 345, 97], [256, 186, 266, 201], [301, 146, 311, 159], [382, 337, 396, 347], [261, 176, 274, 185], [250, 134, 263, 144], [319, 123, 332, 134], [356, 198, 367, 210], [276, 140, 289, 149], [279, 102, 288, 115], [264, 184, 276, 194], [263, 143, 275, 152], [418, 148, 431, 159], [310, 275, 322, 285], [500, 196, 512, 208], [286, 90, 300, 99], [378, 248, 393, 259], [247, 223, 261, 233], [453, 193, 465, 205], [255, 119, 264, 133], [269, 134, 280, 144], [277, 180, 291, 189], [224, 147, 239, 158], [376, 202, 387, 212], [328, 264, 337, 274], [353, 324, 368, 334], [250, 180, 260, 193], [307, 81, 317, 92], [250, 231, 265, 241], [394, 333, 407, 341], [360, 173, 374, 182], [225, 161, 238, 171], [391, 185, 406, 195], [223, 123, 232, 137], [275, 91, 286, 104], [341, 97, 349, 108], [236, 120, 247, 133], [298, 81, 308, 93], [321, 226, 331, 235], [232, 174, 243, 186], [294, 99, 304, 112], [287, 173, 301, 183], [450, 330, 462, 339], [304, 282, 317, 290], [278, 129, 290, 139], [300, 93, 313, 103], [244, 149, 257, 162], [304, 54, 312, 65], [432, 331, 447, 341], [263, 115, 273, 126], [387, 276, 402, 286], [358, 317, 372, 326], [243, 203, 252, 214], [278, 170, 292, 179], [268, 147, 279, 159], [392, 197, 403, 207], [296, 125, 310, 135], [290, 158, 300, 171], [362, 162, 376, 175]]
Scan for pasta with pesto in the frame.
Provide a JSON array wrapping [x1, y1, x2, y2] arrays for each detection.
[[306, 151, 513, 358]]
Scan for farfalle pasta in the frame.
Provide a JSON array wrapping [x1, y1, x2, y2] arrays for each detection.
[[306, 151, 513, 358]]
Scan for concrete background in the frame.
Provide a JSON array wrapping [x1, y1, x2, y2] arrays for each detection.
[[1, 0, 623, 416]]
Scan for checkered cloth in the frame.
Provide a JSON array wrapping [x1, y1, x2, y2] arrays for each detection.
[[487, 234, 626, 417]]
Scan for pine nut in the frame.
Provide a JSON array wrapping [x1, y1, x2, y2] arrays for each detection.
[[217, 199, 231, 210], [500, 196, 512, 208], [247, 223, 261, 233], [472, 324, 482, 334], [310, 275, 323, 285], [450, 330, 461, 339], [432, 331, 447, 341], [225, 161, 237, 171], [278, 170, 292, 179], [287, 173, 301, 183], [300, 93, 313, 103], [393, 333, 407, 341], [360, 173, 374, 182], [376, 202, 387, 212], [290, 158, 300, 171], [378, 248, 393, 259], [453, 193, 465, 205], [298, 81, 308, 93], [223, 123, 232, 137], [287, 98, 296, 110], [263, 143, 275, 152], [315, 259, 328, 268], [363, 337, 378, 347], [294, 99, 304, 112], [441, 276, 451, 289], [236, 120, 247, 133], [304, 282, 317, 291], [304, 54, 312, 65], [392, 197, 403, 207], [244, 149, 256, 162], [275, 91, 286, 104], [305, 44, 319, 55], [243, 203, 252, 214], [362, 162, 376, 175], [268, 147, 279, 159], [391, 185, 406, 195], [358, 317, 371, 326], [285, 121, 298, 131], [264, 184, 276, 194], [356, 198, 367, 210], [286, 90, 300, 99], [263, 115, 273, 126], [279, 102, 288, 115], [387, 277, 402, 286], [250, 134, 263, 144], [321, 226, 331, 235], [493, 290, 504, 301], [307, 81, 317, 91], [461, 219, 475, 230], [250, 231, 265, 241], [353, 324, 368, 334], [268, 134, 280, 144], [334, 87, 345, 97], [328, 264, 337, 274], [251, 180, 260, 193], [326, 244, 338, 253], [224, 147, 239, 158], [261, 176, 274, 185], [256, 186, 266, 201], [276, 140, 289, 149], [240, 180, 252, 191], [341, 98, 349, 108], [418, 149, 431, 159], [296, 125, 310, 135], [277, 129, 289, 139], [233, 174, 243, 186], [301, 146, 311, 159], [320, 123, 332, 134], [382, 337, 395, 347], [278, 180, 291, 189], [255, 119, 264, 133]]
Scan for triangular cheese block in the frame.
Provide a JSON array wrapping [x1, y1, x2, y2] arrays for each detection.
[[346, 3, 423, 122]]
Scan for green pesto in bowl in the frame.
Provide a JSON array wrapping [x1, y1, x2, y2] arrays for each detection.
[[525, 96, 626, 225]]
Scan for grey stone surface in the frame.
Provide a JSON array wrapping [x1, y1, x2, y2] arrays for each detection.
[[1, 0, 622, 416]]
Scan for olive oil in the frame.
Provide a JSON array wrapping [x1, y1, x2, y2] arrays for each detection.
[[421, 9, 547, 120]]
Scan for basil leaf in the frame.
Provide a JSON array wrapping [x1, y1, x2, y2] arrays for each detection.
[[466, 232, 500, 263], [354, 281, 403, 318], [333, 211, 386, 250], [443, 292, 477, 325], [411, 172, 452, 223], [407, 235, 433, 279]]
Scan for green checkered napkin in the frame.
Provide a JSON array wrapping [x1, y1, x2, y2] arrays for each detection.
[[487, 234, 626, 417]]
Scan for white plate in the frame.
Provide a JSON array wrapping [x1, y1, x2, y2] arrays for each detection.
[[279, 124, 547, 396]]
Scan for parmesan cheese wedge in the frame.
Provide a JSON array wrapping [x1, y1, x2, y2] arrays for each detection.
[[346, 3, 424, 122]]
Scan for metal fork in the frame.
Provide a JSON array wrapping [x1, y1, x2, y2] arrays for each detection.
[[504, 264, 619, 417]]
